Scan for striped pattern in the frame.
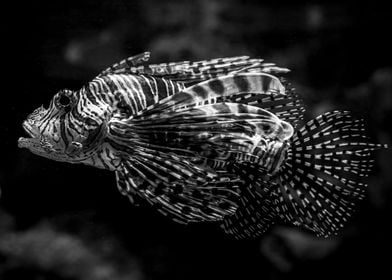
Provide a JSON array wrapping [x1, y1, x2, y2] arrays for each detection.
[[221, 164, 277, 239], [136, 73, 287, 116], [108, 102, 292, 172], [115, 152, 243, 223], [90, 74, 185, 115], [104, 72, 297, 223], [19, 52, 387, 239], [274, 111, 386, 237], [72, 74, 185, 170], [98, 51, 290, 85]]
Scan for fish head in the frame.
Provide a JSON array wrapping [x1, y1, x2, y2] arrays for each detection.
[[18, 88, 110, 163]]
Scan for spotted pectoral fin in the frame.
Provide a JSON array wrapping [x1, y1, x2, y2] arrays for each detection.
[[114, 150, 243, 223]]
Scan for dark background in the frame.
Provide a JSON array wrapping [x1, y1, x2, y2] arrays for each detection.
[[1, 1, 392, 279]]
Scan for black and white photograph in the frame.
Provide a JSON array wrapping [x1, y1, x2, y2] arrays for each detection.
[[1, 1, 392, 279]]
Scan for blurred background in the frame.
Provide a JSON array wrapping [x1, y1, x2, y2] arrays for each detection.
[[1, 1, 392, 279]]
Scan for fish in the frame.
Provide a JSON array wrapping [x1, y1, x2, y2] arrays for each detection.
[[18, 51, 387, 238]]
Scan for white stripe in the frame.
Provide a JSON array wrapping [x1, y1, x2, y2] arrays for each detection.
[[129, 75, 147, 109], [110, 75, 137, 113]]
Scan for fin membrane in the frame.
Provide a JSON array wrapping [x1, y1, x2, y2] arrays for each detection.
[[275, 111, 387, 237], [135, 73, 287, 116], [108, 73, 295, 184], [242, 81, 305, 129], [216, 82, 305, 129], [132, 73, 304, 130], [97, 52, 290, 85], [98, 52, 151, 77], [221, 163, 278, 239], [108, 102, 287, 165], [115, 148, 244, 224]]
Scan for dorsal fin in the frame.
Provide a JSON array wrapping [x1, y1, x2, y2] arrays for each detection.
[[98, 52, 151, 77], [97, 52, 290, 85]]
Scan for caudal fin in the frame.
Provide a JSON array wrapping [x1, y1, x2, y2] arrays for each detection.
[[275, 111, 387, 237]]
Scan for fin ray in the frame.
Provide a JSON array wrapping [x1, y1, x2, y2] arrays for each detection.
[[221, 164, 278, 239], [275, 111, 386, 237], [115, 150, 243, 223], [98, 52, 290, 85]]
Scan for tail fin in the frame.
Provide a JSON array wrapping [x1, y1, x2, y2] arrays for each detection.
[[275, 111, 387, 237]]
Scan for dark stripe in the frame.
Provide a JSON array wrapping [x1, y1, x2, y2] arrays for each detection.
[[162, 79, 173, 96], [106, 137, 134, 155], [70, 105, 85, 123], [64, 115, 75, 142], [168, 80, 179, 96], [139, 76, 155, 106], [233, 76, 250, 92], [270, 144, 285, 173], [67, 114, 82, 134], [60, 114, 69, 148], [191, 85, 208, 99], [103, 76, 122, 102], [121, 77, 143, 112], [155, 78, 171, 100], [90, 81, 108, 103], [97, 150, 111, 169], [40, 109, 58, 134], [96, 79, 115, 103], [262, 75, 272, 92], [208, 79, 225, 94], [84, 86, 100, 105]]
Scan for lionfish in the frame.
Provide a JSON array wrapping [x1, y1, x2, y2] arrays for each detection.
[[18, 52, 387, 238]]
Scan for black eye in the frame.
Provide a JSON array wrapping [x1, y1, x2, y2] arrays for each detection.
[[58, 95, 71, 107], [262, 124, 272, 133]]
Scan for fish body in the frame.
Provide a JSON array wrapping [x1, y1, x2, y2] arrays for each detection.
[[18, 52, 387, 238]]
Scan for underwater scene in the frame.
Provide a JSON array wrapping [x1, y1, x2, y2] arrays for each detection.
[[1, 1, 392, 279]]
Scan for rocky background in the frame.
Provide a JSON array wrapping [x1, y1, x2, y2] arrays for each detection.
[[1, 1, 392, 279]]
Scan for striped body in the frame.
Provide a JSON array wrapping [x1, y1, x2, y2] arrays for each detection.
[[19, 52, 386, 239], [92, 74, 185, 114], [80, 74, 185, 170], [79, 73, 291, 174]]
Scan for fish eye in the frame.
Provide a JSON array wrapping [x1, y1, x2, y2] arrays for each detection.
[[59, 95, 71, 107], [56, 90, 73, 109], [262, 124, 272, 134]]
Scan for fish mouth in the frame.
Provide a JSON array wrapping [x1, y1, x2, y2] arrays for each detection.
[[18, 121, 41, 149], [18, 120, 71, 162]]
